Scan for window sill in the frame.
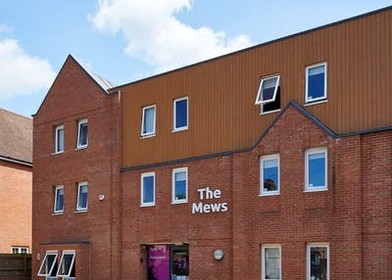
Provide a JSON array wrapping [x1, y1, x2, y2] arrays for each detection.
[[304, 99, 328, 106], [75, 145, 88, 151], [52, 212, 64, 216], [304, 187, 328, 193], [140, 204, 155, 208], [52, 151, 64, 155], [172, 127, 188, 133], [75, 209, 88, 213], [171, 200, 188, 205], [260, 109, 281, 115], [259, 192, 280, 197], [140, 134, 155, 139]]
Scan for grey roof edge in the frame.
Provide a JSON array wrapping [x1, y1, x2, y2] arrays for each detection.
[[0, 155, 32, 167]]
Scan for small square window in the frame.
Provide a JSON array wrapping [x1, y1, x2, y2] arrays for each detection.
[[174, 97, 188, 131], [172, 167, 188, 204], [141, 172, 155, 207], [54, 186, 64, 213], [57, 251, 76, 278], [141, 105, 156, 137], [305, 148, 327, 191], [260, 155, 280, 196], [77, 119, 88, 149], [306, 63, 327, 103], [38, 251, 58, 277], [11, 246, 29, 254], [76, 182, 88, 211], [55, 125, 64, 153], [262, 245, 281, 280], [307, 243, 329, 280]]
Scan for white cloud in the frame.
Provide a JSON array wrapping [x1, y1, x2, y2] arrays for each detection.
[[0, 24, 13, 34], [0, 38, 56, 99], [89, 0, 252, 72]]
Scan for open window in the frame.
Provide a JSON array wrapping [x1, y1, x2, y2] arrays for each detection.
[[141, 105, 156, 137], [255, 75, 281, 114], [57, 250, 76, 278], [76, 182, 88, 212], [37, 251, 58, 278]]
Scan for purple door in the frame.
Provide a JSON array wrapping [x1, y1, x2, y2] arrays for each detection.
[[147, 245, 170, 280]]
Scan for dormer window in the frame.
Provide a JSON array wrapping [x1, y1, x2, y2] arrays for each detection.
[[255, 75, 281, 114]]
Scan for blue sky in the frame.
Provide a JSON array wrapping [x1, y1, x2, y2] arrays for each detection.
[[1, 0, 390, 117]]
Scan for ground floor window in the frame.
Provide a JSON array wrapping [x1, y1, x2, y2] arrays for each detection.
[[307, 243, 329, 280], [261, 245, 281, 280], [11, 246, 29, 254], [37, 250, 76, 279], [147, 244, 189, 280]]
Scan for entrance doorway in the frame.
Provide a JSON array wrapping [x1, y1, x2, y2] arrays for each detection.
[[147, 244, 189, 280]]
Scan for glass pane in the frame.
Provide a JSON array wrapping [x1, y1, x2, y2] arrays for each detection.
[[310, 247, 328, 280], [175, 172, 187, 200], [143, 107, 155, 134], [175, 99, 188, 129], [263, 159, 279, 191], [308, 152, 326, 188], [308, 65, 325, 100], [262, 77, 278, 101], [56, 188, 64, 211], [172, 245, 189, 276], [57, 128, 64, 152], [78, 122, 88, 146], [143, 176, 154, 203], [78, 185, 88, 209], [264, 248, 280, 279], [58, 253, 74, 276]]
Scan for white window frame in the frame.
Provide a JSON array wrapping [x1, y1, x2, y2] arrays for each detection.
[[76, 182, 88, 212], [261, 244, 281, 280], [305, 62, 327, 103], [260, 154, 280, 196], [305, 148, 328, 192], [76, 118, 88, 149], [54, 125, 64, 154], [172, 167, 188, 204], [141, 172, 155, 207], [54, 185, 64, 214], [11, 246, 29, 254], [56, 250, 76, 278], [173, 97, 189, 132], [37, 250, 58, 277], [141, 105, 156, 138], [255, 75, 280, 105], [307, 243, 329, 280]]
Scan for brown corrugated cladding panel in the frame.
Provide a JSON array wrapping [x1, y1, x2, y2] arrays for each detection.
[[120, 8, 392, 168]]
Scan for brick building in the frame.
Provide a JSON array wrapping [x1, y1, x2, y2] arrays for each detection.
[[33, 7, 391, 280], [0, 108, 32, 254]]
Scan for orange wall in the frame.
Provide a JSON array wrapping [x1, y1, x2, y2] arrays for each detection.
[[0, 160, 32, 253]]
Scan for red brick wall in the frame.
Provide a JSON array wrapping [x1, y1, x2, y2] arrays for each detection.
[[32, 57, 122, 280], [0, 160, 32, 254]]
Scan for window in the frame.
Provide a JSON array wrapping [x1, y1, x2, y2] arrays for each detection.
[[141, 172, 155, 207], [55, 125, 64, 153], [37, 251, 58, 279], [305, 148, 327, 191], [76, 182, 88, 211], [141, 105, 156, 137], [255, 75, 281, 113], [173, 97, 188, 131], [172, 167, 188, 204], [307, 243, 329, 280], [306, 63, 327, 103], [262, 245, 281, 280], [260, 155, 280, 195], [57, 250, 76, 279], [77, 119, 88, 149], [54, 186, 64, 213], [11, 246, 29, 254]]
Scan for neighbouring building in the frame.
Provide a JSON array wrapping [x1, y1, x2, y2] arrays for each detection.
[[0, 108, 32, 254], [32, 7, 391, 280]]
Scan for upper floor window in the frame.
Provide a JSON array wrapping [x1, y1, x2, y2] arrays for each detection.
[[77, 119, 88, 149], [173, 97, 188, 131], [54, 125, 64, 153], [54, 185, 64, 214], [307, 243, 329, 280], [260, 154, 280, 196], [38, 251, 58, 278], [306, 63, 327, 103], [305, 148, 327, 191], [57, 250, 76, 279], [141, 172, 155, 207], [255, 75, 281, 114], [141, 105, 156, 137], [261, 244, 281, 280], [76, 182, 88, 212], [172, 167, 188, 204]]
